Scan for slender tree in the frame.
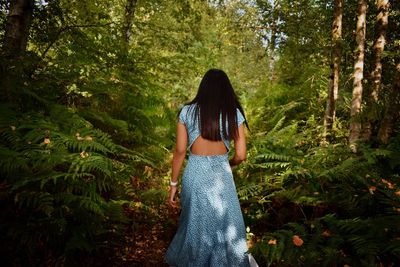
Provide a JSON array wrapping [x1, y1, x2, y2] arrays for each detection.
[[377, 62, 400, 144], [1, 0, 34, 57], [256, 0, 281, 81], [323, 0, 343, 140], [1, 0, 35, 102], [269, 0, 279, 81], [123, 0, 138, 44], [363, 0, 390, 140], [370, 0, 390, 102], [349, 0, 367, 151]]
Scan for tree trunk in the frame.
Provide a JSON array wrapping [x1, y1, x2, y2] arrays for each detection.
[[2, 0, 34, 58], [123, 0, 138, 44], [323, 0, 343, 140], [268, 0, 279, 81], [370, 0, 389, 102], [349, 0, 367, 152], [1, 0, 34, 102], [377, 62, 400, 144], [363, 0, 390, 140]]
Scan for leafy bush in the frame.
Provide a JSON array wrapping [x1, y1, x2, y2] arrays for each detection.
[[0, 102, 151, 265], [239, 111, 400, 266]]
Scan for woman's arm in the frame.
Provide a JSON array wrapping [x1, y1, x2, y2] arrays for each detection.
[[169, 121, 188, 208], [229, 124, 246, 167]]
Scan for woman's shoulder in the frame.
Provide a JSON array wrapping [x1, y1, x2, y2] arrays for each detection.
[[181, 103, 197, 114], [236, 107, 246, 126], [178, 103, 196, 125]]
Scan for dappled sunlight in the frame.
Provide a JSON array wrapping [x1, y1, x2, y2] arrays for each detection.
[[166, 150, 249, 266], [2, 0, 399, 265], [206, 174, 227, 217], [226, 224, 248, 259]]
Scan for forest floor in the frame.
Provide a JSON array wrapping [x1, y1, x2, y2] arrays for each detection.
[[111, 187, 180, 266]]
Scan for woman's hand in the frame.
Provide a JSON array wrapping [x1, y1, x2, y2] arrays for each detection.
[[168, 186, 179, 208]]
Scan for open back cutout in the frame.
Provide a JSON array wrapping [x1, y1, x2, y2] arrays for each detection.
[[190, 135, 229, 156]]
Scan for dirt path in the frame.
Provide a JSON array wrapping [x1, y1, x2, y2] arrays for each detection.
[[112, 200, 180, 266]]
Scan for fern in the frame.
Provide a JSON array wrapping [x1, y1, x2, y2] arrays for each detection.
[[0, 102, 154, 265], [237, 183, 263, 201], [243, 113, 400, 266]]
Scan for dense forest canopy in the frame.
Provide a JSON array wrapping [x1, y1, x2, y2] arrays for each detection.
[[0, 0, 399, 266]]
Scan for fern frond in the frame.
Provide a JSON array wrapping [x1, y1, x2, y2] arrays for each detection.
[[237, 183, 263, 200]]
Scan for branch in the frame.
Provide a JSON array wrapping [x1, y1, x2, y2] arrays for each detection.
[[40, 22, 114, 60]]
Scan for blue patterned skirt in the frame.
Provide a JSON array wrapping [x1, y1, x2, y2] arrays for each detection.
[[165, 153, 250, 267]]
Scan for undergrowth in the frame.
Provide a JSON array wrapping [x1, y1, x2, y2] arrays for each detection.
[[0, 101, 163, 266], [238, 109, 400, 266]]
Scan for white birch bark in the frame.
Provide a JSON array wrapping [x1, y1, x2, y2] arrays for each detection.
[[349, 0, 367, 152]]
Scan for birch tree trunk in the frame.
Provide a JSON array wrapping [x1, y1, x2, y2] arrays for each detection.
[[323, 0, 343, 140], [377, 62, 400, 144], [363, 0, 390, 140], [370, 0, 389, 102], [268, 0, 279, 81], [123, 0, 138, 44], [349, 0, 367, 152]]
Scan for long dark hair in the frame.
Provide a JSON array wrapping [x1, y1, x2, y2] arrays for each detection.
[[185, 69, 248, 141]]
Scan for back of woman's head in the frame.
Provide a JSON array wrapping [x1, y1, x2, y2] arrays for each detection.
[[196, 69, 236, 108], [188, 69, 247, 141]]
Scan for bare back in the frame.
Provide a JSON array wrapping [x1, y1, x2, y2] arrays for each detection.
[[178, 104, 246, 159], [190, 136, 228, 156]]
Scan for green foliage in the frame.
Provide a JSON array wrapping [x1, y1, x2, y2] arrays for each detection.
[[0, 102, 145, 265], [1, 0, 400, 265], [242, 1, 400, 265], [240, 111, 400, 266], [1, 0, 269, 264]]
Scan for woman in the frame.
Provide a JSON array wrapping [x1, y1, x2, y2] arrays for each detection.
[[165, 69, 250, 267]]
